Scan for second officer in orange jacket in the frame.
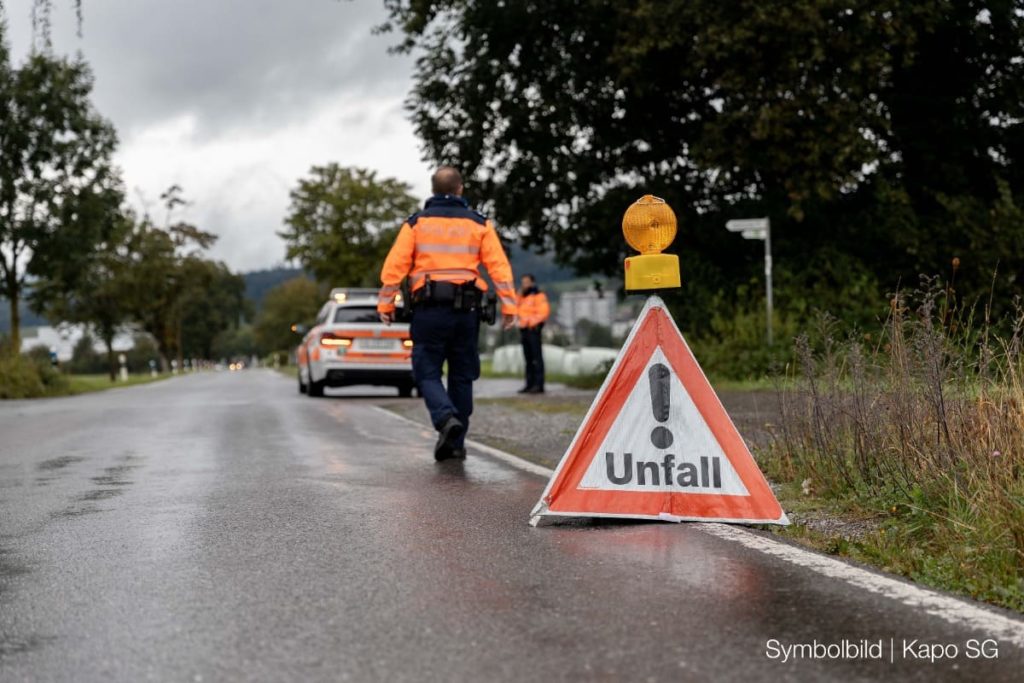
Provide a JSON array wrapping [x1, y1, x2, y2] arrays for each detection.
[[516, 274, 550, 394], [378, 166, 517, 460]]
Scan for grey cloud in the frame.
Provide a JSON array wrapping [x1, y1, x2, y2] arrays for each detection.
[[3, 0, 412, 140], [1, 0, 429, 272]]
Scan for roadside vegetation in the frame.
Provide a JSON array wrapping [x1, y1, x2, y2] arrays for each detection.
[[763, 280, 1024, 612], [0, 339, 171, 399]]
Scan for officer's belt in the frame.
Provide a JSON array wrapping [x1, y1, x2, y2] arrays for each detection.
[[413, 280, 482, 309]]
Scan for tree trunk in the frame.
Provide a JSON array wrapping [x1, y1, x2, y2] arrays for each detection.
[[105, 337, 117, 382], [176, 319, 184, 372], [7, 286, 20, 356], [4, 248, 21, 355]]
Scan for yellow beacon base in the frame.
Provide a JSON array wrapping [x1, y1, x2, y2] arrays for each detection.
[[625, 253, 681, 292]]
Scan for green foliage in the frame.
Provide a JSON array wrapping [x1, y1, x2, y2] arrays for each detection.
[[120, 334, 156, 372], [67, 332, 105, 374], [212, 324, 258, 361], [0, 350, 67, 398], [384, 0, 1024, 341], [114, 192, 235, 369], [0, 22, 118, 350], [253, 276, 320, 355], [280, 165, 418, 288], [689, 303, 796, 381], [575, 320, 614, 348], [32, 193, 132, 379], [179, 260, 247, 359], [767, 284, 1024, 611], [0, 352, 46, 398]]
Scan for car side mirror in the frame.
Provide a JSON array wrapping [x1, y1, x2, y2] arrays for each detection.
[[290, 323, 307, 335]]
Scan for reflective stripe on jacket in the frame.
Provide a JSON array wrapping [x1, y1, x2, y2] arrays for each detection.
[[378, 195, 517, 315], [517, 289, 550, 329]]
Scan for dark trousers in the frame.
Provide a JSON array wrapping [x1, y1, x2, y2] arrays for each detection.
[[410, 306, 480, 449], [520, 325, 545, 390]]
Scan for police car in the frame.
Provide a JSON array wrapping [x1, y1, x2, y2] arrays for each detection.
[[297, 288, 415, 397]]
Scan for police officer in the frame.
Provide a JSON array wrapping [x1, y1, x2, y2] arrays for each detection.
[[378, 166, 517, 461], [516, 274, 550, 394]]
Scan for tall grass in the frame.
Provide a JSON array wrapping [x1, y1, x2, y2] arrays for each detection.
[[767, 278, 1024, 610]]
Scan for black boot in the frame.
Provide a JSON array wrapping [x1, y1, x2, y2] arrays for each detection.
[[435, 416, 465, 461]]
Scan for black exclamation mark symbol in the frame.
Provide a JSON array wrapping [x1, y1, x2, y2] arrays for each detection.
[[649, 363, 674, 449]]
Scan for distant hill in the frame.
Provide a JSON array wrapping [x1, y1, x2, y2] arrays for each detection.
[[505, 243, 575, 285], [243, 267, 305, 310]]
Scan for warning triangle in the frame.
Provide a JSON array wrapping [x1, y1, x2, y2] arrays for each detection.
[[530, 296, 788, 526]]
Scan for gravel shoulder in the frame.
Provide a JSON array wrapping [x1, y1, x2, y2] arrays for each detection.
[[379, 384, 782, 470]]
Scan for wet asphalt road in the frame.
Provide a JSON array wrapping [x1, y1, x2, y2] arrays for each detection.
[[1, 370, 1022, 682]]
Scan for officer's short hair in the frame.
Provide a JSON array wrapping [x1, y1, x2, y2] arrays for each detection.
[[432, 166, 463, 195], [522, 273, 536, 282]]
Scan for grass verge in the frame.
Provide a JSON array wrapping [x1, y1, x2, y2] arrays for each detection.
[[63, 373, 170, 395], [759, 283, 1024, 613]]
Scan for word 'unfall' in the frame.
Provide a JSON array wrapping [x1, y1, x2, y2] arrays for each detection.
[[605, 453, 722, 488]]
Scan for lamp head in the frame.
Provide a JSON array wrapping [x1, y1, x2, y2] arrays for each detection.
[[622, 195, 677, 255]]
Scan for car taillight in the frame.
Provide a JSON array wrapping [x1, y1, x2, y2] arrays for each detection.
[[402, 339, 414, 348], [320, 333, 352, 347]]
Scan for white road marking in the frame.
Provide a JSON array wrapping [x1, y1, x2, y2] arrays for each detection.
[[370, 405, 554, 476], [697, 523, 1024, 648], [373, 403, 1024, 645]]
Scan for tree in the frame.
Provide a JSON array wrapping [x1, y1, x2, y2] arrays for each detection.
[[576, 320, 614, 348], [253, 276, 321, 355], [0, 22, 118, 352], [31, 183, 133, 380], [120, 212, 218, 371], [383, 1, 1024, 330], [280, 165, 418, 288], [179, 259, 247, 360]]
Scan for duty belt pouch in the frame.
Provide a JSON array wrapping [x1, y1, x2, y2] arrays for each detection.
[[431, 281, 458, 302], [454, 281, 481, 312]]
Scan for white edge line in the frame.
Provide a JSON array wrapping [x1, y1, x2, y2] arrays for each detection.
[[369, 404, 553, 477], [374, 402, 1024, 646]]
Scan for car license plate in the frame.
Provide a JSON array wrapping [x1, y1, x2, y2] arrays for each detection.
[[358, 338, 397, 351]]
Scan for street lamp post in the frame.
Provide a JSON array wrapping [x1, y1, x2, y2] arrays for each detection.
[[725, 217, 773, 345]]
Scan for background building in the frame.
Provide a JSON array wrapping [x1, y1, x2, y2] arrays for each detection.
[[558, 290, 614, 332]]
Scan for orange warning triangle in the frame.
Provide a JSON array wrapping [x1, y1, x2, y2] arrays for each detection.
[[530, 296, 788, 526]]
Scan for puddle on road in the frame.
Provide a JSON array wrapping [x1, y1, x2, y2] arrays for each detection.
[[0, 634, 56, 660], [90, 464, 137, 487], [36, 456, 84, 472], [46, 455, 143, 521], [78, 489, 123, 502], [0, 546, 29, 583], [52, 504, 101, 519]]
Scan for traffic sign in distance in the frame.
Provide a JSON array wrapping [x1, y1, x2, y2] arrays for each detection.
[[725, 217, 769, 233], [530, 296, 788, 526]]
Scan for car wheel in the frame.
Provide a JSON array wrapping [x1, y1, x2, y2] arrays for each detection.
[[398, 383, 414, 398], [308, 379, 325, 397], [298, 371, 308, 394]]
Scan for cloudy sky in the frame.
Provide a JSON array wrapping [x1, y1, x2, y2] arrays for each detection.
[[4, 0, 432, 272]]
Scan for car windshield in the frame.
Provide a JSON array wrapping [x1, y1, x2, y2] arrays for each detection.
[[333, 306, 379, 324]]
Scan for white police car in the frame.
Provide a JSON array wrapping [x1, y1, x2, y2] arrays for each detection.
[[296, 288, 414, 397]]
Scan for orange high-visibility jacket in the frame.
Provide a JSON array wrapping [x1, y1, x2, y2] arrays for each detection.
[[378, 195, 517, 315], [517, 289, 550, 329]]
